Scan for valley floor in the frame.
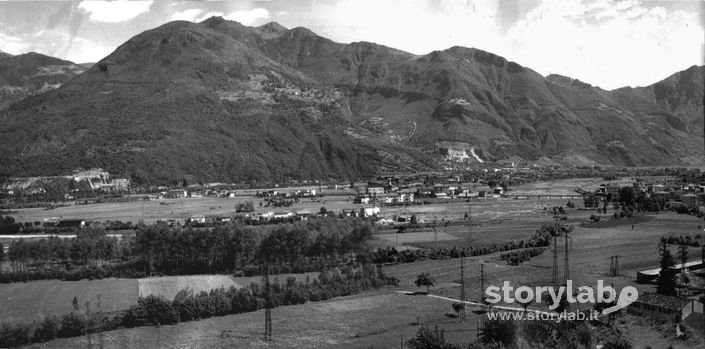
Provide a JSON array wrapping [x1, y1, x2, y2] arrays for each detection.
[[20, 212, 705, 348]]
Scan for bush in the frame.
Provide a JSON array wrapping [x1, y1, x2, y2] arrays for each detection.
[[58, 312, 86, 338], [0, 321, 31, 348], [123, 295, 178, 327], [32, 316, 60, 343]]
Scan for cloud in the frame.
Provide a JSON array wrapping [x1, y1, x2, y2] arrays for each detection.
[[223, 8, 270, 25], [170, 8, 204, 22], [0, 28, 112, 63], [78, 0, 153, 23], [303, 0, 703, 89], [502, 0, 704, 89], [303, 0, 503, 56]]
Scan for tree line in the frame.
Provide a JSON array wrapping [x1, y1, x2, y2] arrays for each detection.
[[372, 224, 554, 265], [0, 217, 375, 282]]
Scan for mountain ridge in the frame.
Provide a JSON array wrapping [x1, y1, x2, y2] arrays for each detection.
[[0, 18, 702, 183]]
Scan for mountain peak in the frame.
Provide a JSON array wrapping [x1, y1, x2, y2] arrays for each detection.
[[255, 21, 289, 39]]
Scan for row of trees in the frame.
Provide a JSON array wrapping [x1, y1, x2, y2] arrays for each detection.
[[0, 217, 376, 282], [6, 230, 128, 273], [373, 225, 555, 265]]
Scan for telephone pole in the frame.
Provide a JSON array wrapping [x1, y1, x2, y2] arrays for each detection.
[[264, 265, 272, 341], [609, 255, 620, 277], [552, 233, 559, 283], [479, 263, 485, 304], [563, 232, 570, 284], [459, 256, 466, 322]]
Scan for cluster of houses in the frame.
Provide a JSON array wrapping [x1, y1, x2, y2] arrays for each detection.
[[630, 261, 705, 324], [593, 181, 705, 209], [350, 176, 505, 205], [159, 188, 319, 200], [245, 210, 313, 221]]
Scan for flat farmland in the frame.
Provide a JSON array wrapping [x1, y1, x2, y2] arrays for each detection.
[[11, 195, 357, 225], [10, 179, 599, 226], [0, 274, 297, 322], [376, 231, 459, 244], [138, 273, 319, 301], [26, 290, 486, 349], [138, 275, 243, 301], [509, 177, 637, 195], [0, 278, 138, 321], [21, 212, 705, 348]]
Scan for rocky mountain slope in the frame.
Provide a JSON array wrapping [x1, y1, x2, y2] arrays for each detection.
[[0, 18, 702, 183], [0, 51, 85, 110]]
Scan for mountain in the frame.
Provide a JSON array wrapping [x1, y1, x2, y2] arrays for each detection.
[[0, 18, 702, 183], [0, 51, 86, 110]]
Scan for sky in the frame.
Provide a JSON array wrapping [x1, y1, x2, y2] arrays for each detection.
[[0, 0, 702, 90]]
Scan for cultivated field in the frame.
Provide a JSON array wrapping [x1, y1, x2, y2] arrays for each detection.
[[0, 278, 138, 321], [11, 195, 356, 225], [138, 275, 243, 301], [10, 177, 607, 225]]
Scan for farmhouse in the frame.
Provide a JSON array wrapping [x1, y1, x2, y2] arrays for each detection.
[[189, 215, 206, 224], [57, 219, 86, 228], [295, 210, 312, 220], [628, 293, 702, 322], [354, 196, 371, 204], [273, 211, 293, 219], [363, 207, 380, 217], [163, 189, 187, 199]]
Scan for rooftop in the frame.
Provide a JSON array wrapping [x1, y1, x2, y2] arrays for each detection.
[[634, 293, 691, 310]]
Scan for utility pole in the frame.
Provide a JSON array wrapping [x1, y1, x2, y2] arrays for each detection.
[[459, 256, 466, 322], [433, 218, 438, 249], [609, 255, 620, 277], [264, 265, 272, 341], [564, 231, 570, 284], [552, 232, 559, 284], [479, 263, 485, 304]]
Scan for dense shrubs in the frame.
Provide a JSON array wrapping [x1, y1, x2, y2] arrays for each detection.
[[123, 295, 180, 326], [500, 248, 546, 265]]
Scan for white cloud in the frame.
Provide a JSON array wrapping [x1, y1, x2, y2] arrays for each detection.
[[0, 31, 31, 56], [0, 28, 112, 63], [78, 0, 153, 23], [502, 0, 704, 89], [303, 0, 703, 89], [170, 8, 204, 22], [223, 8, 270, 25]]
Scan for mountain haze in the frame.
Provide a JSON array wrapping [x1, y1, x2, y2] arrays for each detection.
[[0, 18, 702, 183]]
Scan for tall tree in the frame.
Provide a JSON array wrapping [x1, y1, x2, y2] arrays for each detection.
[[657, 243, 677, 296], [415, 273, 435, 293]]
